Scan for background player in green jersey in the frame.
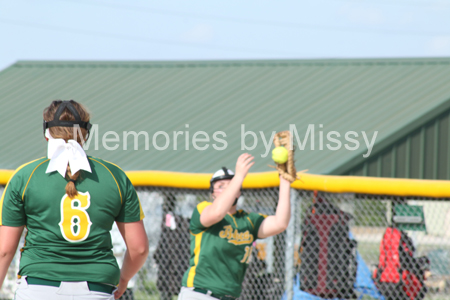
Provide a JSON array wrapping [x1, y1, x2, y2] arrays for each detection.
[[0, 100, 149, 300], [179, 153, 291, 300]]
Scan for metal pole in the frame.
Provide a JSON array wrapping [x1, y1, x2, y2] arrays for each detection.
[[285, 188, 297, 300]]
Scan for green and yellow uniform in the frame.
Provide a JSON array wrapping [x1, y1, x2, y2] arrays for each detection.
[[0, 156, 144, 285], [182, 201, 266, 298]]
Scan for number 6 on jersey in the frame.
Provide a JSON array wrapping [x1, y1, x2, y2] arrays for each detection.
[[59, 191, 92, 242]]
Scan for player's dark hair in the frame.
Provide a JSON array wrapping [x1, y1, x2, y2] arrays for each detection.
[[43, 100, 91, 198]]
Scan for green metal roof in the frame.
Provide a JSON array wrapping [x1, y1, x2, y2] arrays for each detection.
[[1, 58, 450, 174], [334, 100, 450, 179]]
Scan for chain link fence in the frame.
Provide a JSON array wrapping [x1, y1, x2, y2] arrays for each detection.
[[2, 185, 450, 300]]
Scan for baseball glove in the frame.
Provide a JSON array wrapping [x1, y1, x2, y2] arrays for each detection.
[[271, 131, 298, 183]]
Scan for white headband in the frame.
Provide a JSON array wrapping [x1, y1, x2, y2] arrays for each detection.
[[45, 129, 92, 178]]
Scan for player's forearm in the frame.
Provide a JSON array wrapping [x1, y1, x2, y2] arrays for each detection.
[[120, 247, 149, 282], [257, 185, 291, 238], [0, 226, 23, 289], [0, 251, 15, 289], [274, 178, 291, 230]]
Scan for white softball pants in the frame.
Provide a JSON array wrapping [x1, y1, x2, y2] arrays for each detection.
[[14, 276, 116, 300], [178, 287, 219, 300]]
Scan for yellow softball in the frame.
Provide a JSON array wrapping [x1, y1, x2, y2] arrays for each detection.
[[272, 146, 288, 164]]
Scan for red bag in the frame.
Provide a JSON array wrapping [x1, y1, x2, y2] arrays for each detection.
[[373, 227, 429, 300]]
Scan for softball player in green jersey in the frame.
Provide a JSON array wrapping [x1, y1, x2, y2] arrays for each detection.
[[179, 153, 291, 300], [0, 100, 149, 300]]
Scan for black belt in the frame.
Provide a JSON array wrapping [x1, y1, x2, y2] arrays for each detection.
[[193, 288, 236, 300], [26, 276, 115, 294]]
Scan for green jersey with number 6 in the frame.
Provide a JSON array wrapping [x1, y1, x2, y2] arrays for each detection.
[[182, 201, 266, 298], [0, 156, 144, 285]]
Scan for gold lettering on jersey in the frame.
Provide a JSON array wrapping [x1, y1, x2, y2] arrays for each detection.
[[58, 192, 92, 243], [219, 225, 253, 245]]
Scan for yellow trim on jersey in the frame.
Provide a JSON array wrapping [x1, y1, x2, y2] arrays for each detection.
[[92, 157, 125, 172], [88, 158, 123, 204], [197, 201, 211, 214], [228, 214, 238, 228], [187, 230, 205, 287], [138, 195, 145, 220], [0, 158, 45, 225], [90, 157, 143, 217], [247, 217, 254, 230], [22, 159, 50, 201]]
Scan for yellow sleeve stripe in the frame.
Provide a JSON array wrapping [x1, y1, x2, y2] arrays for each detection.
[[0, 158, 46, 225], [88, 158, 123, 204], [22, 159, 50, 201], [197, 201, 211, 214], [137, 195, 145, 220], [187, 230, 204, 287]]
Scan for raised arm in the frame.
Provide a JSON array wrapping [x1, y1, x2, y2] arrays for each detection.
[[115, 220, 149, 299], [0, 225, 24, 289], [200, 153, 254, 228], [257, 176, 291, 239]]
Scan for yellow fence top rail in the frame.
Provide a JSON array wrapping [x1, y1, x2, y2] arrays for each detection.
[[1, 170, 450, 198]]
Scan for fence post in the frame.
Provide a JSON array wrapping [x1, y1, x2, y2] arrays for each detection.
[[285, 188, 297, 300]]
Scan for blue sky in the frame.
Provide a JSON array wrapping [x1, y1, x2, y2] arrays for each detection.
[[1, 0, 450, 71]]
